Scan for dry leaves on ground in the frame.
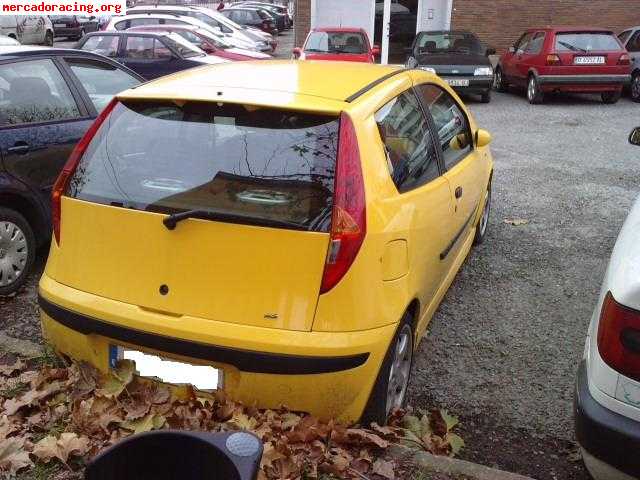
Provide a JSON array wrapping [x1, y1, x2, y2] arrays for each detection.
[[0, 353, 464, 479]]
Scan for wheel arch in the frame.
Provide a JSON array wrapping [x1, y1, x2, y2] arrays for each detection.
[[0, 191, 49, 245]]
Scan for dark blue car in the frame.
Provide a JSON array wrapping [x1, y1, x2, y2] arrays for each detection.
[[0, 47, 143, 294], [77, 31, 227, 80]]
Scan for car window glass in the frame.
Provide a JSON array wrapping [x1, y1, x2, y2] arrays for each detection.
[[306, 31, 367, 54], [114, 20, 129, 30], [627, 31, 640, 52], [416, 31, 483, 55], [618, 30, 632, 44], [129, 18, 160, 27], [0, 58, 80, 126], [515, 33, 532, 53], [418, 84, 471, 171], [67, 58, 139, 112], [525, 32, 545, 54], [375, 90, 439, 193], [80, 35, 119, 57], [125, 36, 154, 58], [555, 32, 621, 52], [153, 39, 173, 59]]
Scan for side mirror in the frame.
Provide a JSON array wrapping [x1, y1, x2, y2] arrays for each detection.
[[292, 47, 302, 58], [372, 45, 381, 56], [475, 129, 492, 148], [508, 46, 516, 54], [629, 127, 640, 146], [486, 47, 496, 56]]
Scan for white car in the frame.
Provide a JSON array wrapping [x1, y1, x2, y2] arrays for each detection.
[[575, 127, 640, 480], [0, 16, 54, 46], [0, 35, 20, 46], [126, 5, 272, 52]]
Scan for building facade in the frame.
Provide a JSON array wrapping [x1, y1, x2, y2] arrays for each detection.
[[295, 0, 640, 63]]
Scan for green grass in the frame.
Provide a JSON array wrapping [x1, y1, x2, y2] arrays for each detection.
[[0, 381, 28, 399], [16, 462, 62, 480], [30, 345, 66, 369]]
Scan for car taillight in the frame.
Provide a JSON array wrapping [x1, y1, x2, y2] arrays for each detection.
[[320, 112, 366, 294], [262, 20, 271, 29], [597, 291, 640, 381], [619, 53, 631, 65], [52, 98, 118, 245], [546, 54, 561, 66]]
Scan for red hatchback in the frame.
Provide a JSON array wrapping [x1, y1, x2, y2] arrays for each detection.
[[293, 27, 380, 63], [495, 27, 631, 104]]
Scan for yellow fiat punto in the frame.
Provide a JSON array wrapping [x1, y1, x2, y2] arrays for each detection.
[[39, 61, 493, 424]]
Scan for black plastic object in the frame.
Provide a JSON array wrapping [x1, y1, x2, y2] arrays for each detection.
[[85, 430, 263, 480]]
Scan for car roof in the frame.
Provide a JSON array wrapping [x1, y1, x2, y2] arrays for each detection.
[[0, 46, 112, 60], [84, 30, 170, 38], [312, 27, 367, 34], [113, 13, 192, 21], [118, 60, 403, 109], [129, 5, 197, 11], [528, 26, 615, 33], [128, 24, 199, 31]]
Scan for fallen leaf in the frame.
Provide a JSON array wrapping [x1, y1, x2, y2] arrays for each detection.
[[371, 458, 395, 479], [96, 360, 135, 399], [446, 433, 465, 457], [2, 381, 64, 415], [32, 433, 89, 464], [0, 436, 32, 474], [0, 359, 25, 377], [504, 218, 529, 226], [72, 362, 100, 399], [439, 409, 459, 432], [120, 413, 165, 434]]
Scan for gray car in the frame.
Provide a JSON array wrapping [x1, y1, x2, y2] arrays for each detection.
[[618, 27, 640, 102]]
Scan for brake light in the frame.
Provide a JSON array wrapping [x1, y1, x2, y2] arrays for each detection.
[[52, 98, 118, 245], [597, 291, 640, 381], [319, 112, 366, 294], [546, 54, 561, 66], [619, 53, 631, 65]]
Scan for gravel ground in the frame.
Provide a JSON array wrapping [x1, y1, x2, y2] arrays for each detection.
[[1, 54, 638, 479], [408, 90, 640, 479]]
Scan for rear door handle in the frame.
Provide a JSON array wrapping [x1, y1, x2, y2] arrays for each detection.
[[455, 186, 463, 199], [7, 143, 29, 154]]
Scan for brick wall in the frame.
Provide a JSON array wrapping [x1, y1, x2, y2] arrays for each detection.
[[450, 0, 640, 53], [295, 0, 640, 53]]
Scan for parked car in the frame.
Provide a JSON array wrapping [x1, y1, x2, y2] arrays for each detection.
[[49, 15, 99, 40], [495, 27, 631, 104], [38, 61, 493, 424], [406, 30, 495, 103], [238, 4, 286, 33], [0, 35, 20, 46], [574, 127, 640, 480], [0, 47, 143, 294], [0, 16, 54, 46], [77, 31, 228, 80], [127, 5, 273, 52], [238, 2, 291, 29], [128, 24, 270, 61], [293, 27, 380, 63], [220, 7, 277, 36], [617, 27, 640, 102]]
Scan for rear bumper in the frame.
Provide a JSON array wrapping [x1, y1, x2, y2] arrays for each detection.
[[39, 273, 395, 421], [575, 361, 640, 479], [441, 75, 493, 95], [538, 74, 630, 86]]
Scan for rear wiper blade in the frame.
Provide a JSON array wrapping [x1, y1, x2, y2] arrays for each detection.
[[558, 41, 586, 53], [162, 209, 306, 231]]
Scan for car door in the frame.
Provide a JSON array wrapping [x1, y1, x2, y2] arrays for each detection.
[[417, 83, 483, 264], [504, 32, 532, 85], [625, 30, 640, 72], [61, 56, 142, 114], [122, 35, 178, 79], [374, 87, 456, 329], [0, 56, 93, 223]]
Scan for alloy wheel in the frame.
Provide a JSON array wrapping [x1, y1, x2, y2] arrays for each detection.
[[386, 324, 413, 417], [632, 75, 640, 102], [494, 69, 502, 90], [0, 221, 28, 288], [479, 189, 491, 237], [527, 77, 536, 101]]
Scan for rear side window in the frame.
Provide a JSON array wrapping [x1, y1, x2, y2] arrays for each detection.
[[555, 32, 621, 52], [0, 59, 80, 126], [80, 35, 119, 58], [67, 101, 339, 231], [375, 90, 439, 193], [525, 32, 545, 54], [257, 10, 271, 20]]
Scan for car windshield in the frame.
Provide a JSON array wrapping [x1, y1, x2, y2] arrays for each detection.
[[305, 31, 367, 54], [416, 32, 483, 55], [163, 33, 205, 58], [67, 101, 339, 232], [555, 32, 621, 52]]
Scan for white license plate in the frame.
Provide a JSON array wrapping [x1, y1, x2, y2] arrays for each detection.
[[109, 345, 222, 390], [446, 79, 470, 87], [574, 56, 605, 65]]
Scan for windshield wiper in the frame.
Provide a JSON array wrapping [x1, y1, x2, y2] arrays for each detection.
[[163, 209, 306, 231], [558, 41, 587, 53]]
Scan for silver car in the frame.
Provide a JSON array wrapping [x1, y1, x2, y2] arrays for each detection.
[[618, 27, 640, 102]]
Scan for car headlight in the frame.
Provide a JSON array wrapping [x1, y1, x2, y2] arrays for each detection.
[[419, 66, 436, 74], [474, 67, 493, 76]]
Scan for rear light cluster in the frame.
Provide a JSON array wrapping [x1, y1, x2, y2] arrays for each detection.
[[619, 53, 631, 66], [52, 98, 119, 244], [597, 291, 640, 381], [319, 112, 366, 294], [546, 54, 561, 66]]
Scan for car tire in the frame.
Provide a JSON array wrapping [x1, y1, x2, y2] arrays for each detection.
[[75, 28, 85, 41], [527, 75, 544, 104], [601, 90, 621, 104], [494, 67, 508, 92], [0, 208, 35, 296], [631, 73, 640, 103], [361, 313, 414, 426], [45, 30, 53, 46], [480, 90, 491, 103], [474, 183, 491, 246]]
